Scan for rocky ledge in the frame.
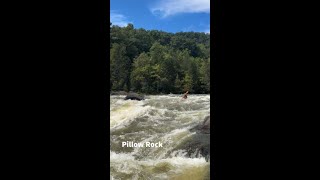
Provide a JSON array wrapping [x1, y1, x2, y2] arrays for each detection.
[[168, 116, 211, 161], [124, 93, 145, 101]]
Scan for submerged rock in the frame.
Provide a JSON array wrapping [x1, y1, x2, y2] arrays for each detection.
[[124, 93, 145, 101], [181, 115, 210, 160], [190, 116, 210, 134], [169, 133, 210, 161], [200, 116, 210, 134]]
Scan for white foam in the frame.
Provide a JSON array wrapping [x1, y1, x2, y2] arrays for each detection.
[[110, 151, 209, 169], [110, 151, 209, 180], [110, 95, 210, 178], [110, 99, 151, 129]]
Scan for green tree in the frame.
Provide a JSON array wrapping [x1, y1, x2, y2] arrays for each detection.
[[131, 53, 160, 93], [200, 58, 210, 93], [174, 75, 183, 93], [110, 23, 210, 94], [183, 73, 193, 92], [150, 42, 166, 65], [110, 43, 130, 91]]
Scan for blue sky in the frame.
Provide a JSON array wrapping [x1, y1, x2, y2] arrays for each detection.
[[110, 0, 210, 33]]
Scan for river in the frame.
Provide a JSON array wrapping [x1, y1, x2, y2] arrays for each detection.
[[110, 94, 210, 180]]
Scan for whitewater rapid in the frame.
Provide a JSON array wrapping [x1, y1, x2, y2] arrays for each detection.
[[110, 94, 210, 180]]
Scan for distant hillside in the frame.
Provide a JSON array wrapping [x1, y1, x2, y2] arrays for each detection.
[[110, 23, 210, 94]]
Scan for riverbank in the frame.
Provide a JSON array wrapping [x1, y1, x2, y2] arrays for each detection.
[[110, 91, 210, 95]]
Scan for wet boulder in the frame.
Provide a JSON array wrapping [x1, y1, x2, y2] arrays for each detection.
[[167, 116, 211, 161], [190, 116, 210, 134], [200, 116, 210, 134], [169, 133, 210, 161], [124, 93, 145, 101]]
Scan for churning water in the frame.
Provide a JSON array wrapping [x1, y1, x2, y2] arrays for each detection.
[[110, 94, 210, 180]]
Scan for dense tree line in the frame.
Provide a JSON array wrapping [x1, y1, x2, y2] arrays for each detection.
[[110, 23, 210, 94]]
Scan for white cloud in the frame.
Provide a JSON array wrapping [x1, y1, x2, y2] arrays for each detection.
[[110, 11, 132, 27], [151, 0, 210, 18]]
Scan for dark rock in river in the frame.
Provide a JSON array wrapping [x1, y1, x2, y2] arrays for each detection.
[[124, 93, 145, 101], [187, 133, 210, 161], [190, 116, 210, 134], [166, 115, 211, 161], [168, 133, 210, 162], [200, 116, 210, 134]]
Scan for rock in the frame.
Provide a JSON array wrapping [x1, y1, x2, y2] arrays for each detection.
[[190, 116, 210, 134], [169, 115, 210, 161], [124, 93, 145, 101], [200, 116, 210, 134], [168, 133, 210, 161]]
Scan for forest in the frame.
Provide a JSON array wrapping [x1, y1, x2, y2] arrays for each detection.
[[110, 23, 210, 94]]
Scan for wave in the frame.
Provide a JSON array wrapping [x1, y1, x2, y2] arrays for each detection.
[[110, 95, 210, 179], [110, 151, 210, 180]]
